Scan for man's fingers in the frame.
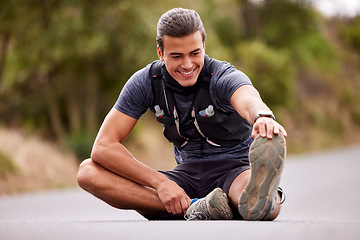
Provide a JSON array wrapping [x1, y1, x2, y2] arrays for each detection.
[[273, 125, 280, 135], [168, 200, 187, 215], [174, 202, 183, 215], [165, 204, 172, 214], [252, 117, 287, 139], [181, 197, 190, 214], [280, 125, 288, 137], [156, 178, 191, 215], [258, 121, 267, 138], [266, 123, 274, 139], [251, 127, 259, 139], [164, 195, 190, 215]]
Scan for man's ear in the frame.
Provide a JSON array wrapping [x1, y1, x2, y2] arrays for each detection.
[[157, 46, 164, 62]]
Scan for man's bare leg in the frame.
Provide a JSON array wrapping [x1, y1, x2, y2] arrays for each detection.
[[228, 169, 282, 221], [77, 158, 166, 216]]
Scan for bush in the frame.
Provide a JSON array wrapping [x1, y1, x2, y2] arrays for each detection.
[[63, 131, 95, 161], [235, 40, 295, 108], [352, 108, 360, 126], [339, 16, 360, 52], [0, 150, 18, 178]]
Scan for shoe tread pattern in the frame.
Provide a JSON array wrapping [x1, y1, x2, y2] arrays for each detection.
[[238, 133, 286, 220]]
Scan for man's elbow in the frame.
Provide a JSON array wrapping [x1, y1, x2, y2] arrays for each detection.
[[90, 144, 104, 165]]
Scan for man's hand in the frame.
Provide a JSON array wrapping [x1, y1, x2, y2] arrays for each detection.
[[252, 117, 287, 139], [230, 86, 288, 140], [156, 179, 191, 216]]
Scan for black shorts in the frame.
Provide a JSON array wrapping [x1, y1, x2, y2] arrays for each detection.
[[160, 158, 250, 198], [143, 159, 249, 220]]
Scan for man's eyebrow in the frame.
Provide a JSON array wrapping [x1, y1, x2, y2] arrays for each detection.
[[169, 52, 183, 56], [190, 48, 201, 53], [169, 48, 202, 56]]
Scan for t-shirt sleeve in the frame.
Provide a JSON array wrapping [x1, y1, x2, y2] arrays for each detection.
[[113, 66, 153, 120], [211, 61, 253, 109]]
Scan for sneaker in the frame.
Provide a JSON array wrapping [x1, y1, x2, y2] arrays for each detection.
[[238, 133, 286, 221], [277, 187, 286, 204], [184, 188, 233, 220]]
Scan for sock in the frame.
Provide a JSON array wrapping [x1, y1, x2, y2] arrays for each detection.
[[190, 198, 199, 206]]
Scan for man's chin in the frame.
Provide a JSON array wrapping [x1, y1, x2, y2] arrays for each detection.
[[175, 74, 199, 87], [178, 79, 197, 87]]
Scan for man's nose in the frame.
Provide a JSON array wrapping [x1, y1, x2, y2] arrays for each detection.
[[181, 56, 192, 69]]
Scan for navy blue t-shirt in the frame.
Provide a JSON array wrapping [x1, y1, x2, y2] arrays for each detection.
[[114, 57, 254, 164]]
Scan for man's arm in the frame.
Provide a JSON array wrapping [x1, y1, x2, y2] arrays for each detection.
[[91, 108, 190, 215], [230, 85, 287, 139]]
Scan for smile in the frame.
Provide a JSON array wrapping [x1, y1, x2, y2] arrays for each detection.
[[179, 67, 197, 76]]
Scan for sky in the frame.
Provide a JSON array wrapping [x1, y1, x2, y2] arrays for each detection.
[[311, 0, 360, 17], [250, 0, 360, 17]]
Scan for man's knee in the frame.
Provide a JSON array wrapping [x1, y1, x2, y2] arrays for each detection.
[[77, 158, 99, 192]]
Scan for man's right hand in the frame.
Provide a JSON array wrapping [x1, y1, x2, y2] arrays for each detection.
[[156, 179, 191, 216]]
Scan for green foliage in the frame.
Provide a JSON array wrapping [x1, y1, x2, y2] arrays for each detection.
[[0, 0, 158, 141], [340, 87, 357, 108], [291, 33, 336, 69], [256, 0, 335, 69], [213, 16, 241, 47], [0, 0, 359, 156], [259, 0, 317, 47], [64, 131, 96, 160], [0, 150, 17, 178], [338, 16, 360, 52], [210, 8, 243, 48], [235, 41, 294, 108], [352, 108, 360, 126], [208, 0, 335, 111]]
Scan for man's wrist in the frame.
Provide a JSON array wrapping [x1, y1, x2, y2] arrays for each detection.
[[254, 110, 275, 123]]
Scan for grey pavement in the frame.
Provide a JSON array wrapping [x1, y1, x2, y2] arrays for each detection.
[[1, 146, 360, 240]]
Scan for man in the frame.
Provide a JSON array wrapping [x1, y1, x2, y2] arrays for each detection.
[[77, 8, 287, 221]]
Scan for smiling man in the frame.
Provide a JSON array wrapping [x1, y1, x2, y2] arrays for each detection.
[[157, 32, 204, 87], [77, 8, 287, 221]]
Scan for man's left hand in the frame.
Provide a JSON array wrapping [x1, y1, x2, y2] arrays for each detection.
[[252, 117, 287, 139]]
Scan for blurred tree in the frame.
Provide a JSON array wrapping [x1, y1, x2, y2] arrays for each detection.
[[338, 15, 360, 53], [206, 0, 335, 108], [234, 40, 294, 108], [0, 0, 14, 83], [0, 0, 359, 159], [0, 0, 158, 158]]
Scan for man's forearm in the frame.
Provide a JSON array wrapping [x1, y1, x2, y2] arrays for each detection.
[[91, 141, 169, 190], [230, 85, 271, 124]]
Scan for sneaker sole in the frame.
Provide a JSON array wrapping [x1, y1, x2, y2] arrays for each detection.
[[208, 188, 233, 220], [238, 133, 286, 220]]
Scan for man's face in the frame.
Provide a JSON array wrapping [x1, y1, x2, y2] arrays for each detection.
[[157, 31, 205, 87]]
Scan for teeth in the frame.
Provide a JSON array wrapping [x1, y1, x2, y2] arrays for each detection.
[[181, 69, 194, 75]]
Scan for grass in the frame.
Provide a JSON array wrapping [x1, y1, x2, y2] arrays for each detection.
[[0, 150, 18, 179]]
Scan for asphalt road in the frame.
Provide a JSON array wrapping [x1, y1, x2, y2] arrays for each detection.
[[1, 146, 360, 240]]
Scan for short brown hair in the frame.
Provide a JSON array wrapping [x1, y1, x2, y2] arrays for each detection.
[[156, 8, 206, 52]]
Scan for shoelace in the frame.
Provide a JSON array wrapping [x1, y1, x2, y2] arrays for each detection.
[[184, 210, 210, 220]]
